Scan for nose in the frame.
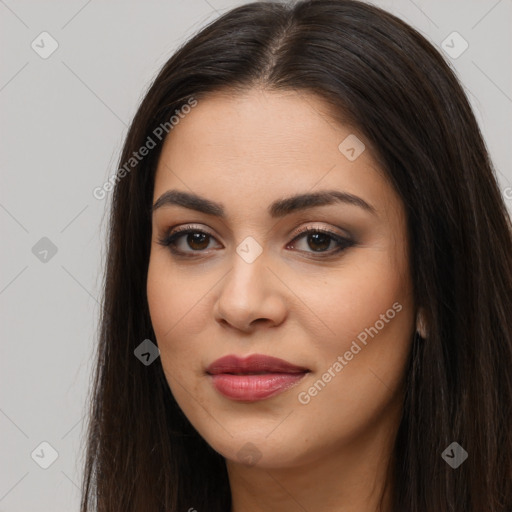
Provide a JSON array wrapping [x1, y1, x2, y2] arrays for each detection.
[[213, 252, 287, 333]]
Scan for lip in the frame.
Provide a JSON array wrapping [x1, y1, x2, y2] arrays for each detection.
[[206, 354, 310, 375], [206, 354, 310, 402]]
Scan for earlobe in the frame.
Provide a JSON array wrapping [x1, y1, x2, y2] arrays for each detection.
[[416, 307, 428, 339]]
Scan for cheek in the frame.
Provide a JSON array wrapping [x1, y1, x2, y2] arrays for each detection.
[[147, 257, 181, 340], [298, 252, 413, 357], [146, 253, 216, 388], [293, 251, 414, 422], [291, 254, 414, 438], [147, 253, 208, 340]]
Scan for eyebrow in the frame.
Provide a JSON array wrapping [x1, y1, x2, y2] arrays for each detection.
[[151, 189, 377, 218]]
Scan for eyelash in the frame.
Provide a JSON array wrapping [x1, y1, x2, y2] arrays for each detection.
[[157, 224, 354, 259]]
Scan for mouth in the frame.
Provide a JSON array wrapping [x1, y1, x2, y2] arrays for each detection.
[[206, 354, 310, 401]]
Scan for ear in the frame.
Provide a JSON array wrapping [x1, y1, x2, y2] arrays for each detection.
[[416, 307, 428, 338]]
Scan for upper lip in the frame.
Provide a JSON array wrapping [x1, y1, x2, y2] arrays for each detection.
[[206, 354, 310, 375]]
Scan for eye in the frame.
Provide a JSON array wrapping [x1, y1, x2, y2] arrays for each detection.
[[157, 225, 220, 256], [157, 224, 354, 258], [286, 226, 354, 257]]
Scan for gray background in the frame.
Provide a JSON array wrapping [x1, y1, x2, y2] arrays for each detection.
[[1, 0, 511, 510]]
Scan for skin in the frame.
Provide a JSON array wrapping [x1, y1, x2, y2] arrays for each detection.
[[147, 88, 419, 512]]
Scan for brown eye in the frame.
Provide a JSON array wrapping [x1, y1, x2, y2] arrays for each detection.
[[157, 227, 220, 256], [305, 232, 332, 252], [185, 232, 210, 251], [287, 227, 354, 256]]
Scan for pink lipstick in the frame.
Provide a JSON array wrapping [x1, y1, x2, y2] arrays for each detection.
[[206, 354, 309, 401]]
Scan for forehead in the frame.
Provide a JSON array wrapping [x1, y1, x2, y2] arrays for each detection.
[[152, 88, 398, 220], [158, 89, 350, 165]]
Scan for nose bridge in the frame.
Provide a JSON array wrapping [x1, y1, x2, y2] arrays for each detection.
[[214, 240, 286, 329], [222, 243, 268, 308]]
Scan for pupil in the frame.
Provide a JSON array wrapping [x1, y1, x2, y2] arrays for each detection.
[[308, 233, 330, 251]]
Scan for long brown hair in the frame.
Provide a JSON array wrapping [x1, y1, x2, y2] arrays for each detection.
[[81, 1, 512, 510]]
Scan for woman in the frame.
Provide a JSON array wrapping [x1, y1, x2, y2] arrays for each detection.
[[81, 1, 512, 511]]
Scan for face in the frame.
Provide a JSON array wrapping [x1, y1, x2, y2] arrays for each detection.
[[147, 88, 416, 469]]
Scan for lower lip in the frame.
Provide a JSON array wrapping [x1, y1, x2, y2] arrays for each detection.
[[209, 372, 307, 401]]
